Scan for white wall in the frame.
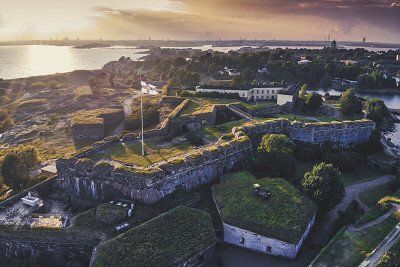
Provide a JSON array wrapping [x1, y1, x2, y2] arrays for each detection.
[[277, 94, 294, 106], [223, 223, 297, 258], [250, 87, 282, 100], [223, 213, 316, 259]]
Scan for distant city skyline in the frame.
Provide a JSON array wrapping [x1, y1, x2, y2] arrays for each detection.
[[0, 0, 399, 43]]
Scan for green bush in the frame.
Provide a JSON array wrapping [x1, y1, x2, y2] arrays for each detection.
[[0, 146, 40, 189], [258, 134, 294, 155], [339, 88, 363, 117], [302, 162, 345, 213], [252, 152, 298, 182], [322, 151, 364, 172], [365, 98, 391, 125]]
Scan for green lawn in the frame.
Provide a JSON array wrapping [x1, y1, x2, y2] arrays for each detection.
[[378, 238, 400, 266], [359, 183, 393, 207], [296, 160, 384, 187], [92, 206, 216, 266], [71, 190, 200, 237], [213, 172, 316, 244], [311, 208, 400, 267], [202, 120, 244, 140], [179, 97, 277, 116], [179, 100, 200, 116], [91, 138, 194, 166]]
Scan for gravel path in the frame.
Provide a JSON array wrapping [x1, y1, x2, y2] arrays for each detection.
[[323, 175, 394, 231]]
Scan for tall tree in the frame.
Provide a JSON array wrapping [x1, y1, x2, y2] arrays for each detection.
[[302, 162, 345, 212], [339, 88, 363, 117]]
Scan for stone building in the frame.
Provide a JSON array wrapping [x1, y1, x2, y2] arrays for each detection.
[[212, 172, 317, 259]]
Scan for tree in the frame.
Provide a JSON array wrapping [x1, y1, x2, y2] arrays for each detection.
[[301, 162, 345, 212], [339, 88, 362, 117], [305, 93, 323, 111], [1, 146, 40, 189], [365, 98, 391, 125], [253, 134, 297, 182], [252, 152, 297, 181], [258, 134, 294, 155], [299, 84, 308, 99], [231, 75, 245, 88]]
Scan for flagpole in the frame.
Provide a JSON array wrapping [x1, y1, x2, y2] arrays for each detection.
[[141, 95, 145, 157]]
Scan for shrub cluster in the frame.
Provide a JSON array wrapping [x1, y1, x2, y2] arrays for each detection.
[[301, 162, 345, 213], [322, 151, 364, 172], [0, 146, 40, 189], [0, 108, 13, 134]]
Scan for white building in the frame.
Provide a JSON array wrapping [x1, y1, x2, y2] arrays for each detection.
[[196, 86, 283, 101], [141, 81, 162, 95], [223, 216, 315, 259], [277, 93, 294, 106]]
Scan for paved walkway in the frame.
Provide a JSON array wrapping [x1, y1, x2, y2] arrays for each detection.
[[350, 204, 400, 232], [323, 175, 394, 231], [359, 223, 400, 267]]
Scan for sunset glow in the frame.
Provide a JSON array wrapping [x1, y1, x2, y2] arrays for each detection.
[[0, 0, 399, 42]]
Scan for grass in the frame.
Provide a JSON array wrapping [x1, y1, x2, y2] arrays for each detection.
[[16, 99, 48, 109], [212, 171, 316, 244], [71, 190, 201, 237], [73, 85, 93, 97], [177, 100, 199, 116], [92, 206, 216, 266], [378, 238, 400, 267], [71, 108, 123, 126], [296, 160, 384, 187], [91, 137, 194, 166], [311, 204, 400, 267], [0, 224, 101, 245], [179, 97, 278, 116], [359, 183, 394, 207], [202, 120, 244, 139]]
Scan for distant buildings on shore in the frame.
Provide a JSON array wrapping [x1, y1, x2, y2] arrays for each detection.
[[196, 85, 283, 101]]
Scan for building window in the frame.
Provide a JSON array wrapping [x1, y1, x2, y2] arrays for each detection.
[[240, 237, 245, 244], [267, 90, 269, 94]]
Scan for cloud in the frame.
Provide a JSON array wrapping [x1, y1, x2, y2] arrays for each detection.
[[181, 0, 400, 35]]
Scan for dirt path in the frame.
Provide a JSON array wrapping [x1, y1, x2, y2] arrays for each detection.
[[359, 223, 400, 267], [110, 91, 143, 136], [323, 175, 394, 231]]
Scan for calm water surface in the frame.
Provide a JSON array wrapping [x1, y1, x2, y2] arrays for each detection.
[[0, 45, 147, 79], [311, 88, 400, 146]]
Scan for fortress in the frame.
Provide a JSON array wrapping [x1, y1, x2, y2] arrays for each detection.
[[56, 97, 375, 204]]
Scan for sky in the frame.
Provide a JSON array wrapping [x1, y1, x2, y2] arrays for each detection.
[[0, 0, 399, 43]]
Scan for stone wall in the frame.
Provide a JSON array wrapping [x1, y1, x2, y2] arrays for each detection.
[[233, 119, 375, 147], [0, 230, 100, 266], [229, 103, 281, 117], [72, 109, 125, 143], [222, 213, 315, 259], [72, 123, 105, 143], [56, 136, 252, 204]]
